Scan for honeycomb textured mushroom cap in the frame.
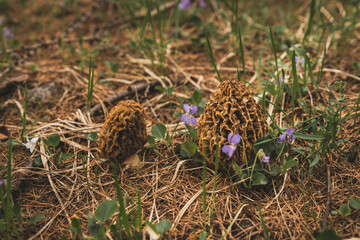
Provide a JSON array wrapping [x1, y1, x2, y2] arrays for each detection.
[[197, 80, 269, 169], [98, 100, 147, 162]]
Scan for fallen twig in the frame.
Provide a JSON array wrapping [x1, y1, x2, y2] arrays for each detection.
[[90, 80, 159, 115]]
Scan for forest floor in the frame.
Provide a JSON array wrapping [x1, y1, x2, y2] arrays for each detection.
[[0, 0, 359, 239]]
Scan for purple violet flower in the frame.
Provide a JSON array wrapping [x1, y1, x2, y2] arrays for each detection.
[[4, 26, 14, 40], [181, 103, 197, 125], [199, 0, 206, 8], [178, 0, 206, 10], [222, 133, 241, 158], [260, 153, 270, 163], [178, 0, 191, 10], [279, 76, 283, 83], [279, 128, 296, 144], [295, 56, 304, 69]]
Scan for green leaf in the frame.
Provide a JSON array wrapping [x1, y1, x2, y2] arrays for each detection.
[[180, 148, 191, 158], [6, 139, 21, 146], [145, 219, 156, 230], [192, 89, 202, 106], [145, 220, 160, 238], [177, 130, 188, 136], [263, 81, 277, 96], [312, 212, 318, 221], [292, 132, 324, 140], [184, 85, 189, 94], [13, 203, 21, 222], [181, 142, 198, 156], [197, 99, 208, 115], [253, 135, 273, 154], [33, 157, 43, 167], [186, 125, 197, 141], [316, 229, 341, 240], [339, 203, 351, 216], [165, 132, 172, 145], [128, 41, 136, 48], [151, 124, 167, 139], [350, 197, 360, 210], [331, 210, 338, 215], [199, 232, 207, 240], [254, 137, 274, 146], [104, 61, 112, 67], [29, 214, 45, 224], [165, 86, 175, 97], [61, 153, 73, 161], [105, 60, 120, 73], [154, 85, 164, 93], [309, 155, 320, 168], [69, 216, 82, 235], [174, 112, 182, 118], [252, 173, 268, 185], [95, 199, 118, 223], [155, 219, 172, 235], [148, 135, 156, 149], [270, 164, 281, 176], [111, 63, 120, 73], [282, 159, 298, 170], [232, 162, 243, 177], [46, 134, 60, 147], [87, 132, 98, 141], [88, 212, 106, 238]]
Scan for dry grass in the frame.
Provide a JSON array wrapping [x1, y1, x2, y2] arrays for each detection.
[[0, 0, 359, 239]]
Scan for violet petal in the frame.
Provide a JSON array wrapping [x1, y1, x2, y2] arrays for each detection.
[[199, 0, 206, 8], [227, 132, 233, 143], [261, 153, 270, 163], [190, 116, 197, 125], [178, 0, 191, 10], [278, 133, 285, 143], [191, 105, 198, 114], [286, 128, 295, 135], [181, 114, 191, 125], [183, 103, 190, 113], [230, 134, 241, 145]]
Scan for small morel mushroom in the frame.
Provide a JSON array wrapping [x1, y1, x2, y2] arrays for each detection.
[[98, 100, 147, 162], [197, 80, 269, 170]]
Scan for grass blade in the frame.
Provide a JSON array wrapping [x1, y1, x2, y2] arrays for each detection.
[[86, 57, 95, 115], [257, 206, 270, 240], [20, 87, 27, 142], [111, 163, 131, 237], [205, 32, 222, 82], [118, 0, 140, 28], [269, 27, 278, 73], [291, 50, 298, 126], [303, 0, 316, 43], [210, 134, 220, 226], [238, 26, 246, 81], [317, 47, 326, 86], [201, 153, 207, 231]]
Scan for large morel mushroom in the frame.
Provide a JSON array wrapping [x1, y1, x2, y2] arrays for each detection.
[[98, 100, 147, 162], [197, 80, 269, 169]]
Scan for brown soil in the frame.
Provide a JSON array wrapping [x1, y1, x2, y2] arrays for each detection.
[[0, 0, 359, 239]]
